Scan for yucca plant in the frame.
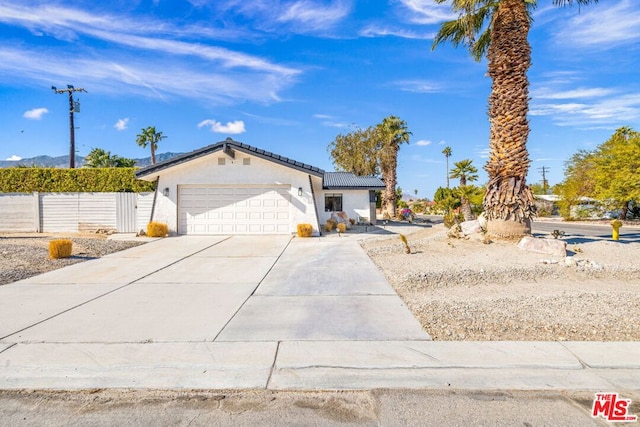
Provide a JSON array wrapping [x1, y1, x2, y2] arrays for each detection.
[[399, 234, 411, 254], [49, 239, 73, 259]]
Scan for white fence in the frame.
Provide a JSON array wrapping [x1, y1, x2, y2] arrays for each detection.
[[0, 192, 154, 233]]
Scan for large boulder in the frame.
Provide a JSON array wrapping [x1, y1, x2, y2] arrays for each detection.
[[460, 220, 483, 236], [517, 236, 567, 258]]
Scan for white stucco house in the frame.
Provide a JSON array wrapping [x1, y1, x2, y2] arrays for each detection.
[[134, 138, 384, 236]]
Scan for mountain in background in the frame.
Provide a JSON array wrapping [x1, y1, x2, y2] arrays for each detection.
[[0, 152, 183, 168]]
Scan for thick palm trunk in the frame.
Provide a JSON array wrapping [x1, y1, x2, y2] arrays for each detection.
[[382, 162, 397, 219], [483, 0, 535, 238], [461, 198, 474, 221]]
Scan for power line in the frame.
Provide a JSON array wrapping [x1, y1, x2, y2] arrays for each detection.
[[52, 85, 87, 168], [538, 166, 550, 193]]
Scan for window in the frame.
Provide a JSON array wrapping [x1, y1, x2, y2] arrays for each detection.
[[325, 193, 342, 212]]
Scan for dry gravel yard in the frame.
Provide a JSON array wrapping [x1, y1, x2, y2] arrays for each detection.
[[360, 224, 640, 341], [0, 233, 144, 286]]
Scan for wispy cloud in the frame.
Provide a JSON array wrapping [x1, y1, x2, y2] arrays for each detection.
[[359, 25, 434, 39], [23, 107, 48, 120], [531, 79, 640, 128], [0, 3, 300, 105], [198, 119, 246, 134], [114, 118, 129, 131], [278, 0, 351, 31], [410, 154, 440, 163], [392, 79, 443, 93], [415, 139, 432, 146], [214, 0, 351, 34], [532, 87, 615, 100], [553, 0, 640, 48], [397, 0, 456, 25]]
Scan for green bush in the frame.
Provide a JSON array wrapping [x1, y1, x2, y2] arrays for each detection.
[[443, 211, 464, 228], [0, 168, 156, 193]]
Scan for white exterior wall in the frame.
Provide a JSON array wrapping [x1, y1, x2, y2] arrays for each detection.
[[0, 193, 38, 232], [316, 189, 373, 224], [146, 152, 321, 235]]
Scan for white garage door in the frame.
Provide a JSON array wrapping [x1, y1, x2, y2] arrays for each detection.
[[179, 185, 291, 235]]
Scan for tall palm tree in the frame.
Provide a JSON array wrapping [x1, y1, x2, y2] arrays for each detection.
[[378, 115, 411, 218], [136, 126, 166, 165], [442, 146, 452, 188], [450, 159, 479, 220], [432, 0, 598, 238]]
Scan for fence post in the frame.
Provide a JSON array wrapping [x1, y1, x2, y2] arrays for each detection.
[[33, 191, 41, 233]]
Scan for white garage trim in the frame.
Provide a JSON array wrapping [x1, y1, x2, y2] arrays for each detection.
[[178, 184, 291, 235]]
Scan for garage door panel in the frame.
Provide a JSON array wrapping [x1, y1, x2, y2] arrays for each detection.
[[179, 185, 291, 235]]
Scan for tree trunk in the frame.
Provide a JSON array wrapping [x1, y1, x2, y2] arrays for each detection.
[[381, 155, 398, 219], [151, 144, 156, 165], [483, 0, 535, 239], [461, 198, 475, 221]]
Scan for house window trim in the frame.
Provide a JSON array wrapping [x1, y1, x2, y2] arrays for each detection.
[[324, 193, 343, 212]]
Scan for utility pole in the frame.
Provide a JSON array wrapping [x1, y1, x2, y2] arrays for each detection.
[[52, 85, 87, 168], [538, 166, 550, 194]]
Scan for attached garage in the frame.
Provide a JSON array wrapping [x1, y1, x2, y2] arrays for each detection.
[[134, 138, 384, 236], [178, 185, 291, 235]]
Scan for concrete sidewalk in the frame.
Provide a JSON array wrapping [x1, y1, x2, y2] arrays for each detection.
[[0, 235, 638, 392]]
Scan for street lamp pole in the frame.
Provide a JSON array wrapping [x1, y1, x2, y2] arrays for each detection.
[[52, 85, 87, 168]]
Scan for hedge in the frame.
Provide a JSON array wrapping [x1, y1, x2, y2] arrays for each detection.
[[0, 168, 156, 193]]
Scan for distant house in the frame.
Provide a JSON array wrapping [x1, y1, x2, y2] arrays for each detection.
[[135, 138, 384, 236]]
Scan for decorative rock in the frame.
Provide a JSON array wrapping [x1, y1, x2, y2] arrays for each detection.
[[330, 212, 350, 228], [517, 236, 567, 258], [477, 212, 488, 229], [460, 220, 483, 236]]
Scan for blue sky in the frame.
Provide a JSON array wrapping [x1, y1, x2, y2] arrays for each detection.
[[1, 0, 639, 199]]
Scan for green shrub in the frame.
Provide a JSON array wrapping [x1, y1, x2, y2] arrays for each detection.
[[49, 239, 73, 259], [297, 223, 313, 237], [443, 211, 464, 228], [0, 168, 155, 193], [147, 222, 168, 237]]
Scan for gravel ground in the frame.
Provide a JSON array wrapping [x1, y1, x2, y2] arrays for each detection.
[[0, 233, 144, 286], [360, 223, 640, 341]]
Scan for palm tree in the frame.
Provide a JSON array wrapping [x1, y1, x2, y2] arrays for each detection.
[[432, 0, 598, 238], [378, 116, 411, 218], [450, 159, 479, 220], [450, 159, 478, 187], [442, 146, 452, 188], [455, 185, 481, 221], [84, 147, 136, 168], [136, 126, 166, 165]]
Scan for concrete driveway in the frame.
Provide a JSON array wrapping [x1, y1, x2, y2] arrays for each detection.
[[0, 234, 430, 389]]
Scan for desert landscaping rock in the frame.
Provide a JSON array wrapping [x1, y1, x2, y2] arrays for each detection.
[[361, 224, 640, 342], [517, 235, 567, 257]]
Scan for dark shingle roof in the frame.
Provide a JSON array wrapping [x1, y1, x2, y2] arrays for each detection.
[[323, 172, 385, 189], [135, 139, 385, 190], [135, 138, 324, 179]]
